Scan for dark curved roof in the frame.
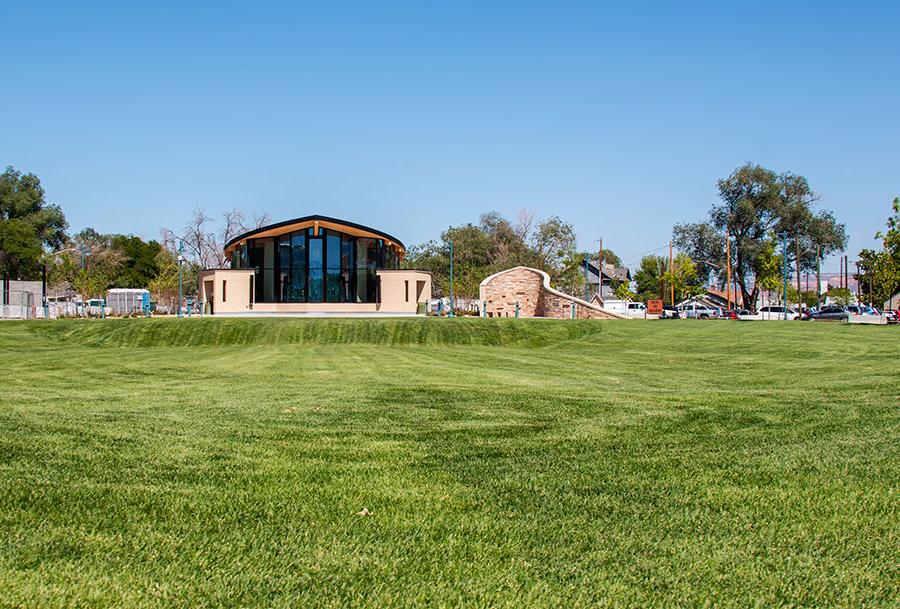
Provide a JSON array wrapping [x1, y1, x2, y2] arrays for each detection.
[[224, 214, 406, 251]]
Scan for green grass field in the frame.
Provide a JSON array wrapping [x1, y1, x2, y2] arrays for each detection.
[[1, 318, 897, 608]]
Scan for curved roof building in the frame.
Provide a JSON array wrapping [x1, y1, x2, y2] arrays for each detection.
[[200, 215, 430, 315]]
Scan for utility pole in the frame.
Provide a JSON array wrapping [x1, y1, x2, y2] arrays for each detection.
[[177, 240, 184, 318], [448, 240, 454, 317], [855, 261, 860, 304], [779, 231, 789, 320], [669, 241, 674, 305], [725, 231, 732, 310], [598, 238, 603, 298], [845, 255, 850, 296], [795, 236, 802, 314]]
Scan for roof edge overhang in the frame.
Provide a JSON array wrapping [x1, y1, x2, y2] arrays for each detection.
[[223, 215, 406, 255]]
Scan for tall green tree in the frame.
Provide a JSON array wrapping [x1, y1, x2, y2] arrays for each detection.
[[856, 197, 900, 306], [664, 253, 704, 302], [61, 230, 124, 299], [405, 211, 581, 299], [634, 255, 668, 303], [0, 166, 67, 278], [531, 216, 577, 275], [404, 222, 494, 299], [675, 163, 846, 311], [598, 248, 623, 268], [45, 230, 163, 297], [778, 173, 846, 308], [110, 235, 162, 288]]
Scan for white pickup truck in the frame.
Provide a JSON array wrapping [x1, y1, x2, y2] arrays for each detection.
[[680, 303, 719, 319], [604, 300, 647, 317]]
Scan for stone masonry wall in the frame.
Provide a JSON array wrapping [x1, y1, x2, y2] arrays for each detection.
[[480, 267, 622, 319], [541, 292, 615, 319], [480, 267, 544, 318]]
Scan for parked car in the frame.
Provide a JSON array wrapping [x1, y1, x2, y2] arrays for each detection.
[[803, 305, 848, 322], [680, 303, 718, 319], [659, 305, 680, 319], [846, 304, 871, 316], [719, 309, 739, 320], [885, 309, 899, 324], [746, 305, 801, 321]]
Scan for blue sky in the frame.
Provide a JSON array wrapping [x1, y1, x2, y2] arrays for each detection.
[[2, 1, 897, 273]]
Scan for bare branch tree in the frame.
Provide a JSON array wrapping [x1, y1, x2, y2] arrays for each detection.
[[515, 208, 537, 242], [162, 206, 218, 268], [251, 211, 271, 230], [162, 205, 270, 269]]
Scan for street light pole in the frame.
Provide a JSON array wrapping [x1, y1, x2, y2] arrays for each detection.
[[816, 244, 821, 309], [584, 256, 589, 301], [178, 240, 184, 318], [779, 231, 789, 320], [448, 240, 454, 318]]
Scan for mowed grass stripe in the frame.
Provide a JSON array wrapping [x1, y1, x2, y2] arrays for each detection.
[[12, 317, 603, 348], [0, 318, 897, 608]]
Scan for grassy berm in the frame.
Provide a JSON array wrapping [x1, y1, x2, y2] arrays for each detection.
[[0, 317, 897, 608]]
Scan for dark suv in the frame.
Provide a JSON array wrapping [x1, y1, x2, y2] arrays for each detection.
[[803, 305, 848, 322]]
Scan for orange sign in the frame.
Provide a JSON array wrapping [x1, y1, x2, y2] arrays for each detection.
[[646, 299, 663, 315]]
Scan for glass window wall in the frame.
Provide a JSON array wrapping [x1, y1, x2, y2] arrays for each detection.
[[230, 226, 399, 303]]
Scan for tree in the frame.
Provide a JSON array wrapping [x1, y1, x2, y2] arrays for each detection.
[[163, 206, 268, 269], [0, 220, 43, 279], [825, 287, 853, 306], [755, 237, 783, 294], [0, 166, 67, 278], [149, 247, 179, 304], [45, 230, 168, 298], [634, 255, 668, 303], [614, 281, 636, 301], [478, 212, 537, 269], [856, 197, 900, 306], [531, 216, 577, 275], [111, 235, 162, 288], [599, 248, 623, 268], [672, 222, 724, 287], [664, 253, 704, 302], [442, 223, 495, 298], [674, 163, 846, 311], [149, 245, 199, 310], [778, 174, 846, 309], [66, 229, 124, 299], [405, 210, 576, 299], [404, 222, 495, 299]]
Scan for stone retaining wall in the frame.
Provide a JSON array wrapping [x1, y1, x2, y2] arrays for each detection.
[[479, 267, 625, 320]]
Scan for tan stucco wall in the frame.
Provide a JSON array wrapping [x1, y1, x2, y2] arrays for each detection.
[[199, 270, 255, 314], [198, 269, 432, 314], [376, 270, 432, 313]]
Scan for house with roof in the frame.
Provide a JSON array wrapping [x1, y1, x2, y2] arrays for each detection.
[[884, 289, 900, 311], [583, 260, 631, 299]]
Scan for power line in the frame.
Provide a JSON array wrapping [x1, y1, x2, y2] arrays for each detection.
[[619, 244, 670, 264]]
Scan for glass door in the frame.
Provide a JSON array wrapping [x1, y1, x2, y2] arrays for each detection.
[[308, 237, 323, 303]]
